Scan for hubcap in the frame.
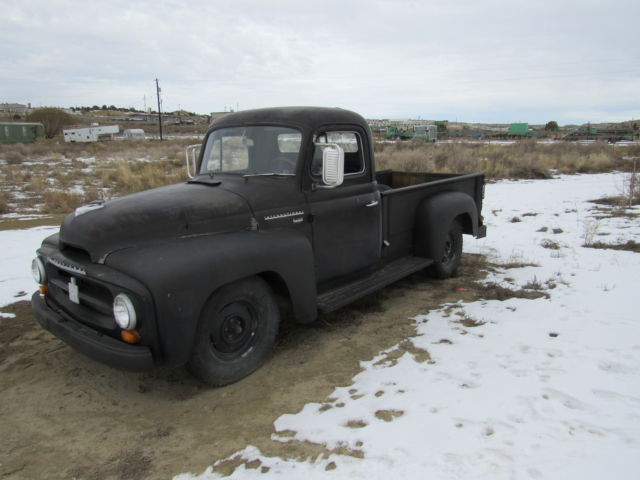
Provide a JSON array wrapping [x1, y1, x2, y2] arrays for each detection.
[[210, 302, 258, 358]]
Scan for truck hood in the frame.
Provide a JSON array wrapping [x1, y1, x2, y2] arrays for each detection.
[[59, 182, 252, 262]]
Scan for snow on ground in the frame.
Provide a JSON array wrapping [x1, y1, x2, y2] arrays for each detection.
[[176, 173, 640, 480], [0, 226, 58, 308], [0, 173, 638, 479]]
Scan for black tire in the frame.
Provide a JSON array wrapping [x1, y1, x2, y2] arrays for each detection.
[[188, 277, 279, 387], [427, 219, 463, 279]]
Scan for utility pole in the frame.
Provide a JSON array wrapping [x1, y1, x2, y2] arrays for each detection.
[[155, 78, 163, 141]]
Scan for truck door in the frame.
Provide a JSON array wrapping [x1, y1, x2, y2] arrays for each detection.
[[306, 130, 382, 283]]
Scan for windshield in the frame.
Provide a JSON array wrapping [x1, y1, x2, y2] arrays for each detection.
[[199, 126, 302, 176]]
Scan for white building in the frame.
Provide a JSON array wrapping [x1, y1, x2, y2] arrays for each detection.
[[0, 103, 29, 115], [63, 125, 119, 143], [123, 128, 145, 140]]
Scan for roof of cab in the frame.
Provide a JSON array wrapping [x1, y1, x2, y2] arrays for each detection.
[[208, 106, 369, 134]]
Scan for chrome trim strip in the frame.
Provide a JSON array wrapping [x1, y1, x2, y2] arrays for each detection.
[[264, 211, 304, 221], [48, 257, 87, 276]]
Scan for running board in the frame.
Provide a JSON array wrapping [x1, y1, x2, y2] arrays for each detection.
[[317, 256, 433, 313]]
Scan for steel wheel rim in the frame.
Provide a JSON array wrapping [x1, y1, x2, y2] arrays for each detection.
[[210, 301, 259, 359], [441, 234, 454, 264]]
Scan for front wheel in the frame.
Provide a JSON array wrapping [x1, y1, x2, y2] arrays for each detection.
[[188, 277, 279, 387], [427, 219, 463, 279]]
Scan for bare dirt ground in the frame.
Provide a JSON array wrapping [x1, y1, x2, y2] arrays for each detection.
[[0, 254, 525, 480]]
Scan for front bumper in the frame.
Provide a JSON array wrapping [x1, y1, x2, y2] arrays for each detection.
[[32, 292, 154, 371]]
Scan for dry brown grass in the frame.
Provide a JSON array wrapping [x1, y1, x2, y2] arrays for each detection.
[[375, 140, 636, 180], [0, 191, 9, 214], [1, 137, 638, 217], [1, 138, 193, 215], [42, 192, 85, 213], [584, 240, 640, 252], [101, 159, 185, 196]]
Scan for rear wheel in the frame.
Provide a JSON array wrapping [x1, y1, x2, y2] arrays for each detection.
[[188, 277, 279, 387], [428, 219, 463, 279]]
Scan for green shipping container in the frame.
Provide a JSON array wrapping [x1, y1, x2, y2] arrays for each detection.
[[0, 122, 45, 143], [508, 123, 529, 136]]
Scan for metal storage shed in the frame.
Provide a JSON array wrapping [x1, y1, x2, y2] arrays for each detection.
[[0, 122, 45, 143]]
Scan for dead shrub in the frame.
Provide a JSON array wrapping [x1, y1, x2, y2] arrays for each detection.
[[0, 191, 9, 214], [42, 191, 85, 214], [28, 177, 48, 193], [540, 239, 560, 250], [523, 277, 543, 290], [4, 150, 26, 165]]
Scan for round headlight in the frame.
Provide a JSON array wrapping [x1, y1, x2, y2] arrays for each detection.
[[32, 257, 46, 284], [113, 293, 137, 330]]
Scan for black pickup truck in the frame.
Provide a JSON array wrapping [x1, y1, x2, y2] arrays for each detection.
[[31, 107, 486, 386]]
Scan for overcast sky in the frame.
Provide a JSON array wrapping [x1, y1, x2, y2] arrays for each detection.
[[1, 0, 638, 124]]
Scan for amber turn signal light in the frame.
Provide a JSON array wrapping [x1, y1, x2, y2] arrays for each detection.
[[121, 329, 141, 344], [39, 285, 49, 295]]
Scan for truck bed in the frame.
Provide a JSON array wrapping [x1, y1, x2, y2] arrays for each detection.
[[375, 170, 486, 260]]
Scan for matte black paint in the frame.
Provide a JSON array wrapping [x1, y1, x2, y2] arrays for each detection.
[[32, 106, 486, 371]]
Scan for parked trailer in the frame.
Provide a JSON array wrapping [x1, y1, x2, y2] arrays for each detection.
[[63, 125, 119, 143]]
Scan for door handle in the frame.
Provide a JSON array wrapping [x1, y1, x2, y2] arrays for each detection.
[[365, 200, 379, 207]]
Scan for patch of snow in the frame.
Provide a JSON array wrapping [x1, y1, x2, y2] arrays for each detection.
[[77, 156, 97, 163], [0, 213, 52, 220], [177, 173, 640, 479], [0, 226, 59, 307]]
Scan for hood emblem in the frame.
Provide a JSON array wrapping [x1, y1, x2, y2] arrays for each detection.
[[75, 201, 105, 217]]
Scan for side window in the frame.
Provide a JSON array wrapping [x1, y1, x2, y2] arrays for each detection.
[[311, 131, 364, 177]]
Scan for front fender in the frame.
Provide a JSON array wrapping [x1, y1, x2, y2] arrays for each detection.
[[414, 191, 479, 261], [105, 230, 316, 367]]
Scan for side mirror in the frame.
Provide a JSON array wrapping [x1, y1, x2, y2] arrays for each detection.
[[185, 144, 201, 178], [321, 143, 344, 187]]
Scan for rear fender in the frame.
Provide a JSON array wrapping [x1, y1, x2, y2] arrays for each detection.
[[414, 191, 478, 261]]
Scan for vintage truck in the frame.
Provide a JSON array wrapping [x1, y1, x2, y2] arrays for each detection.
[[31, 107, 486, 386]]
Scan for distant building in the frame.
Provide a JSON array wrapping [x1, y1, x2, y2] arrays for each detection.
[[0, 103, 29, 115], [63, 125, 119, 143], [0, 122, 44, 143], [123, 128, 145, 140]]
